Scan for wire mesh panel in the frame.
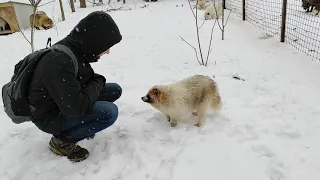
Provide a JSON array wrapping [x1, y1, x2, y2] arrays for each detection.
[[285, 0, 320, 61], [245, 0, 282, 39], [224, 0, 320, 62], [225, 0, 242, 17]]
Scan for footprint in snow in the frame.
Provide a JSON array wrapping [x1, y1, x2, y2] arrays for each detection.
[[266, 167, 285, 180], [230, 124, 260, 142], [275, 128, 301, 139], [252, 144, 275, 158]]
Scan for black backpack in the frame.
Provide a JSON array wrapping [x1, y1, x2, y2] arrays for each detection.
[[1, 38, 79, 124]]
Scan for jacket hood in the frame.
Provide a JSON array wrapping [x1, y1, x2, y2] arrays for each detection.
[[55, 11, 122, 63]]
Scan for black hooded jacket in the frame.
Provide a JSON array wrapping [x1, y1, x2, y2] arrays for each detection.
[[28, 11, 122, 135]]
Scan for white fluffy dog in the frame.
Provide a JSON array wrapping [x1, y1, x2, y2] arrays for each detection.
[[204, 2, 223, 20], [141, 75, 222, 127], [197, 0, 207, 10], [0, 17, 7, 31]]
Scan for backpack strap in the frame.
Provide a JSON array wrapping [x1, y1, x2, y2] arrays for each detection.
[[46, 37, 52, 48], [50, 44, 79, 76]]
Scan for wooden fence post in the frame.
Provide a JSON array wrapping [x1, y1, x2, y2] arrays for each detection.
[[242, 0, 246, 21], [280, 0, 287, 42]]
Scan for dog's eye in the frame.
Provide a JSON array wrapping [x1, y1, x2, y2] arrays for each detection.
[[153, 88, 158, 94]]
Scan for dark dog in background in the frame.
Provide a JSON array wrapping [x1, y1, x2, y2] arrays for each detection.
[[302, 0, 320, 15]]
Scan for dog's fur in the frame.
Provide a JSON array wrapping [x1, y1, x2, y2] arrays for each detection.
[[141, 75, 222, 127], [36, 11, 47, 15], [0, 17, 7, 31], [29, 11, 54, 30], [204, 2, 223, 20], [302, 0, 320, 15], [197, 0, 207, 10]]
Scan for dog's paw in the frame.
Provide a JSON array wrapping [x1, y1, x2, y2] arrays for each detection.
[[312, 9, 319, 16], [166, 115, 171, 122], [194, 122, 202, 127], [170, 121, 177, 127]]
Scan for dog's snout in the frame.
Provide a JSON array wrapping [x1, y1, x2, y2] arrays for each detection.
[[141, 95, 151, 103]]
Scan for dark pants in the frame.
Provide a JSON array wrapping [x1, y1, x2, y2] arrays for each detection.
[[56, 83, 122, 143]]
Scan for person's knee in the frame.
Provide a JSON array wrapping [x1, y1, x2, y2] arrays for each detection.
[[109, 103, 118, 125], [104, 83, 122, 99], [113, 83, 122, 98], [99, 102, 118, 125]]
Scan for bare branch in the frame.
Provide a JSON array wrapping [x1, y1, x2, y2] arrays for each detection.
[[182, 0, 222, 66], [210, 0, 231, 40], [187, 0, 196, 19], [224, 10, 232, 27], [38, 0, 55, 7], [205, 20, 217, 66], [211, 0, 223, 31], [198, 19, 206, 29], [19, 30, 31, 45], [193, 0, 205, 64], [180, 36, 202, 65], [102, 2, 131, 12]]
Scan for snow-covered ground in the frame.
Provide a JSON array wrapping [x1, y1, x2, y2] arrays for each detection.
[[1, 0, 320, 179], [226, 0, 320, 62]]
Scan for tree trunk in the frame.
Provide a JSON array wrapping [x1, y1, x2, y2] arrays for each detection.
[[70, 0, 75, 12], [80, 0, 86, 8], [30, 7, 37, 53], [59, 0, 65, 21]]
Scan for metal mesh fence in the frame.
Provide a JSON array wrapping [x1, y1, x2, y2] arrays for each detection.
[[285, 0, 320, 60], [246, 0, 282, 39], [225, 0, 242, 17], [224, 0, 320, 62]]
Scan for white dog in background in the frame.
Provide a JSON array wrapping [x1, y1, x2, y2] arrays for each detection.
[[197, 0, 207, 10], [204, 2, 223, 20], [0, 17, 7, 31]]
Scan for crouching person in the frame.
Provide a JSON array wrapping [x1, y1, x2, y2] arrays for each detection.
[[27, 11, 122, 162]]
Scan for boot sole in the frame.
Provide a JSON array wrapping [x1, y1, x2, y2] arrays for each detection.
[[49, 145, 89, 162]]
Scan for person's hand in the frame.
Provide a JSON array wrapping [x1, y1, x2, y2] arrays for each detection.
[[93, 73, 106, 88]]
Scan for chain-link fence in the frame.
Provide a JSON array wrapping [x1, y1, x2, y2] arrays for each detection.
[[224, 0, 320, 61]]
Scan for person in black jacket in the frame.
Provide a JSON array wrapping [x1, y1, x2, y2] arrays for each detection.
[[28, 11, 122, 162]]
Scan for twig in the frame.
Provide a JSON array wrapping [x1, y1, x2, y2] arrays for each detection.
[[38, 0, 55, 7], [224, 10, 232, 27], [19, 30, 31, 45], [31, 1, 41, 52], [193, 0, 205, 65], [182, 0, 220, 66], [205, 20, 216, 66], [212, 0, 223, 30], [198, 19, 206, 29], [180, 36, 201, 65], [211, 0, 231, 40], [187, 0, 196, 19]]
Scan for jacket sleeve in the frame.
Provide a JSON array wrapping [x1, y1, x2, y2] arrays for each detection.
[[42, 52, 104, 117], [92, 73, 106, 88]]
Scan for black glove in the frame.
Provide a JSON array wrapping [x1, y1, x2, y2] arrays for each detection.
[[93, 73, 106, 88]]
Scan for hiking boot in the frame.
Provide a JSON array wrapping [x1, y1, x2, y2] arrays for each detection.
[[49, 136, 89, 162], [86, 134, 95, 140]]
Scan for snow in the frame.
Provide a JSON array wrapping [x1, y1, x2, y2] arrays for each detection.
[[1, 0, 320, 179]]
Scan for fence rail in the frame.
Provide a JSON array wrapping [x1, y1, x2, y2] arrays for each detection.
[[224, 0, 320, 62]]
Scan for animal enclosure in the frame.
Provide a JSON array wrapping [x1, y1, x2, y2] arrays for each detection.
[[224, 0, 320, 62], [0, 1, 33, 35]]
